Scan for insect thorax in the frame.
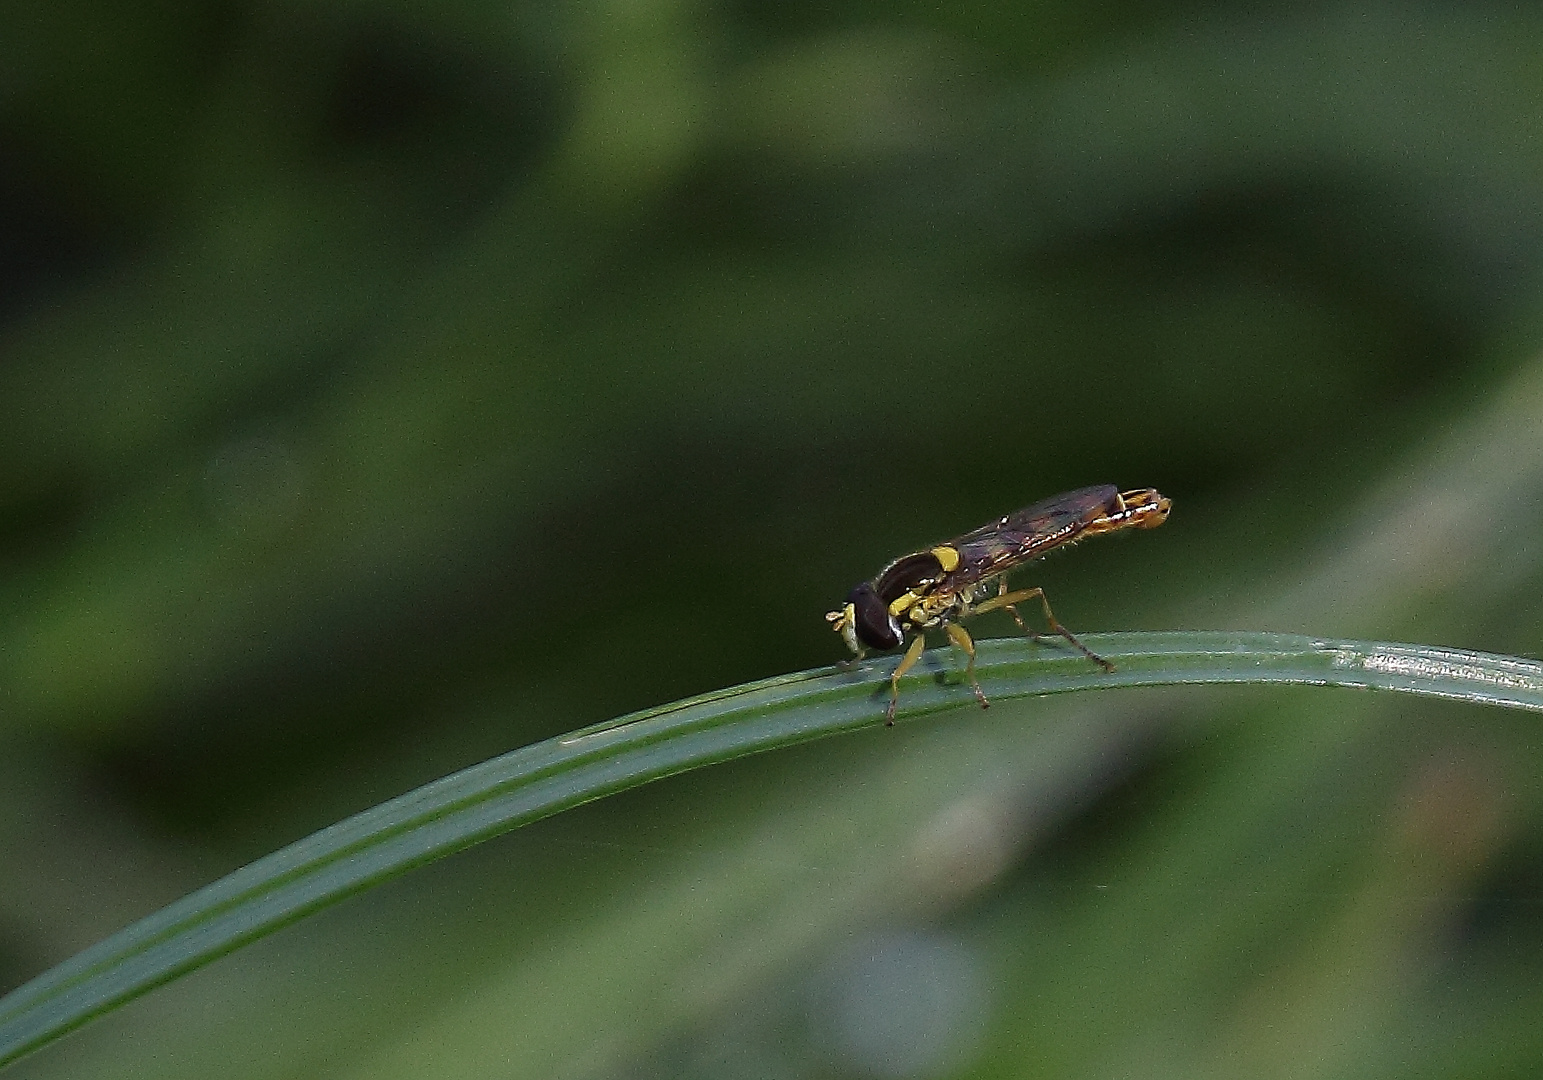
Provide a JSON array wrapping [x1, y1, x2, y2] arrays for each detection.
[[899, 592, 962, 630]]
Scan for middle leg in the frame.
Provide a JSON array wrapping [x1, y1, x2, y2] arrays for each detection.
[[943, 621, 990, 709]]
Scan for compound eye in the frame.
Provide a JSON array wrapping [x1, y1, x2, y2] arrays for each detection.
[[847, 583, 902, 650]]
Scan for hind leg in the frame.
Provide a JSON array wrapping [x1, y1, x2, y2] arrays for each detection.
[[971, 585, 1115, 672]]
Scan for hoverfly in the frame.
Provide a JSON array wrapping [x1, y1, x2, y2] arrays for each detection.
[[827, 485, 1171, 724]]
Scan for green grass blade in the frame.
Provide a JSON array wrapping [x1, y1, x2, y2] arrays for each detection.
[[3, 629, 1543, 1068]]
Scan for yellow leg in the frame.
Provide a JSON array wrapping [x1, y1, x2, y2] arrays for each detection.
[[886, 633, 927, 725], [944, 621, 990, 710], [972, 585, 1115, 672]]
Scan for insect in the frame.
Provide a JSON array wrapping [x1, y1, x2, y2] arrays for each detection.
[[827, 485, 1171, 724]]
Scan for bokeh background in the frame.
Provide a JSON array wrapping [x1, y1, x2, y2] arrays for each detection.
[[6, 1, 1543, 1077]]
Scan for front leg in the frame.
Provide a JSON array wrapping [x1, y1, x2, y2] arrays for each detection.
[[886, 633, 927, 725]]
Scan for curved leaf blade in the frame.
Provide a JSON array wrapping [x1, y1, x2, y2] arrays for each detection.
[[3, 630, 1542, 1068]]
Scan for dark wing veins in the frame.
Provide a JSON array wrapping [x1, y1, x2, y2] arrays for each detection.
[[938, 485, 1123, 591]]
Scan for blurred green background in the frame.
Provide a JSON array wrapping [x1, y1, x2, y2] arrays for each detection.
[[6, 0, 1543, 1077]]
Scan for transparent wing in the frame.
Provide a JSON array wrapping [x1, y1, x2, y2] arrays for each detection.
[[941, 485, 1123, 589]]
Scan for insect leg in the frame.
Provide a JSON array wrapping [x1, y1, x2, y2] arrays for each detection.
[[943, 621, 990, 710], [974, 586, 1116, 672], [886, 634, 927, 725]]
